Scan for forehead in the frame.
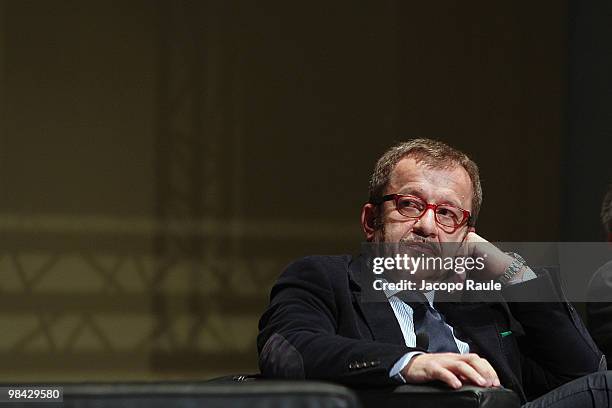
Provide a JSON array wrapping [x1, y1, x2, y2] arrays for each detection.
[[387, 157, 473, 209]]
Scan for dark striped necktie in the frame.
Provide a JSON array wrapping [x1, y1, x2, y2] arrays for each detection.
[[397, 290, 460, 353]]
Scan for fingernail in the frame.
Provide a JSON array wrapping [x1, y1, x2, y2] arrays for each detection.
[[477, 377, 486, 386]]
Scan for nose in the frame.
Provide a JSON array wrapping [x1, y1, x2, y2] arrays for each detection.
[[411, 207, 437, 238]]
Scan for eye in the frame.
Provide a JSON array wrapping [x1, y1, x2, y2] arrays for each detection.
[[436, 206, 461, 221], [398, 197, 423, 210]]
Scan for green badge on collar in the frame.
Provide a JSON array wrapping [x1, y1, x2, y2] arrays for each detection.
[[500, 331, 512, 338]]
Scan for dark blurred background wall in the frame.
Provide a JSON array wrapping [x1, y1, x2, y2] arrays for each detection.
[[0, 0, 609, 382]]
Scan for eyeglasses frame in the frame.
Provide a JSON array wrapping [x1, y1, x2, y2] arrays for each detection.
[[371, 193, 472, 232]]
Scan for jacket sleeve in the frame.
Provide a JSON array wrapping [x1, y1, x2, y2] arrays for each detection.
[[502, 268, 605, 399], [257, 256, 412, 386]]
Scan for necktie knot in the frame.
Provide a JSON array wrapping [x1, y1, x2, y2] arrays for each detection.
[[396, 290, 429, 309]]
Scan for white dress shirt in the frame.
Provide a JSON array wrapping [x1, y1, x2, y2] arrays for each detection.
[[386, 268, 537, 382]]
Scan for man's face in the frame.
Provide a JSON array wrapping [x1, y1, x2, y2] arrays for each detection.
[[371, 157, 473, 247]]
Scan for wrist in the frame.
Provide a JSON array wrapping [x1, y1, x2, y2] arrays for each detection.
[[497, 252, 526, 285], [400, 353, 424, 379], [474, 246, 515, 279]]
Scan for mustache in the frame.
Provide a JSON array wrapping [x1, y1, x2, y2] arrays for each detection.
[[398, 237, 439, 255]]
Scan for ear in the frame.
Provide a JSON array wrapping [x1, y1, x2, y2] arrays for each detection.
[[360, 203, 378, 241]]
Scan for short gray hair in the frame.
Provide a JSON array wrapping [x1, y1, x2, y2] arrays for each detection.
[[368, 138, 482, 226]]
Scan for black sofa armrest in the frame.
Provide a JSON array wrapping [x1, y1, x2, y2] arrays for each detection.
[[357, 382, 520, 408], [59, 381, 361, 408], [210, 374, 520, 408]]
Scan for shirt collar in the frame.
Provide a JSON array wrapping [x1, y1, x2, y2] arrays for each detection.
[[381, 279, 435, 306]]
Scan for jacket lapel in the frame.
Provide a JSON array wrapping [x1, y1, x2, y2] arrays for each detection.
[[349, 255, 406, 345], [353, 293, 407, 345], [437, 302, 502, 353]]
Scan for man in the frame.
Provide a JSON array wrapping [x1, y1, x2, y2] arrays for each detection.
[[587, 184, 612, 366], [258, 139, 609, 407]]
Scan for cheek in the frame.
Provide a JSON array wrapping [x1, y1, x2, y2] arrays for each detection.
[[383, 219, 417, 241], [438, 227, 467, 242]]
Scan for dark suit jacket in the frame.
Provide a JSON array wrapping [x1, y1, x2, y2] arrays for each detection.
[[586, 261, 612, 367], [257, 255, 605, 403]]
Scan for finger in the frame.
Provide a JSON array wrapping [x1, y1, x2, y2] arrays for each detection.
[[477, 358, 501, 387], [462, 228, 476, 251], [433, 366, 462, 389], [449, 361, 487, 387], [469, 355, 499, 386], [463, 354, 499, 387], [458, 231, 474, 257]]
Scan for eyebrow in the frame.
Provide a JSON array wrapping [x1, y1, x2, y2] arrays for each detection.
[[396, 188, 464, 208]]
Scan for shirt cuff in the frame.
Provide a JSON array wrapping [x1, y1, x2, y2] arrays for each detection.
[[389, 351, 425, 383]]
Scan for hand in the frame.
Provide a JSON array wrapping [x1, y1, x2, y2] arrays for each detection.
[[401, 353, 501, 389], [458, 231, 521, 281]]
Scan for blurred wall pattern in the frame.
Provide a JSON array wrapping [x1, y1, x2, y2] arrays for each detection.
[[0, 0, 571, 381]]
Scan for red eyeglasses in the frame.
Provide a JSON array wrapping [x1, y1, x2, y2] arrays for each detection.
[[371, 194, 471, 231]]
